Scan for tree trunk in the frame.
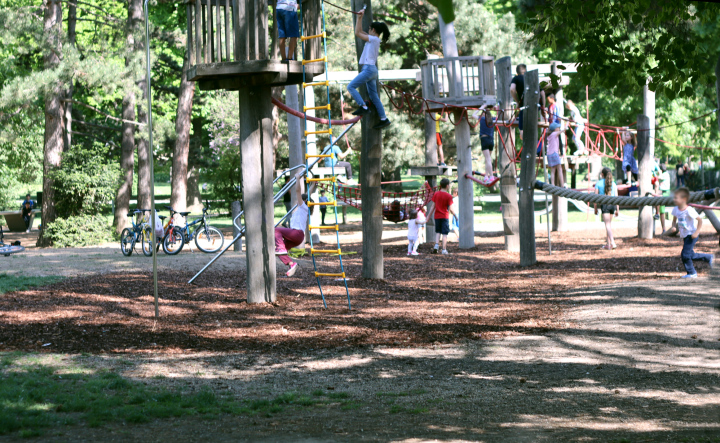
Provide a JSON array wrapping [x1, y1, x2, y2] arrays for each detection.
[[519, 70, 539, 266], [170, 55, 195, 213], [286, 84, 303, 208], [63, 0, 76, 152], [716, 55, 720, 134], [186, 115, 203, 210], [37, 0, 64, 247], [637, 114, 653, 239], [129, 0, 151, 210]]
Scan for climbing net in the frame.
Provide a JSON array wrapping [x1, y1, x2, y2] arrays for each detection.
[[318, 181, 435, 223]]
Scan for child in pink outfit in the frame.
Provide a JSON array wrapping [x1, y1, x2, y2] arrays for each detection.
[[274, 172, 311, 277]]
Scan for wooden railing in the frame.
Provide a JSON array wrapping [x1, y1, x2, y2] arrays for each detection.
[[420, 56, 496, 107], [185, 0, 322, 67]]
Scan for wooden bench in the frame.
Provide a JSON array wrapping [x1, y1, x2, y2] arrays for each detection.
[[0, 209, 40, 232]]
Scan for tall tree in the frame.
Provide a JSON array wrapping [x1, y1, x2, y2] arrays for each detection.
[[63, 0, 76, 152], [130, 0, 151, 211], [170, 54, 195, 213], [37, 0, 64, 247]]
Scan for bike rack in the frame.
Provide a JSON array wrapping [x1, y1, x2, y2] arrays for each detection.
[[188, 121, 358, 285]]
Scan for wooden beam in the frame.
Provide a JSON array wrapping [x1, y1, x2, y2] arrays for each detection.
[[637, 114, 653, 239], [239, 86, 277, 303], [233, 0, 245, 61], [494, 56, 520, 252], [519, 69, 539, 266], [215, 0, 221, 61], [455, 109, 474, 249], [186, 4, 194, 65], [208, 0, 214, 62], [194, 0, 202, 64], [224, 0, 230, 61]]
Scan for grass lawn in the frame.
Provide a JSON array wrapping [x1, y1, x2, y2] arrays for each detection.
[[0, 274, 63, 295]]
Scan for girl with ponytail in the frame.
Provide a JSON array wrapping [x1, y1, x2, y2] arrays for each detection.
[[594, 167, 619, 250]]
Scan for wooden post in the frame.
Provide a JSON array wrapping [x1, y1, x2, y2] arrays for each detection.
[[637, 114, 653, 239], [643, 80, 655, 163], [423, 83, 438, 242], [353, 0, 383, 278], [239, 86, 276, 303], [519, 70, 539, 266], [494, 56, 520, 252], [231, 200, 243, 252], [286, 84, 303, 209], [455, 110, 475, 249], [551, 61, 568, 232]]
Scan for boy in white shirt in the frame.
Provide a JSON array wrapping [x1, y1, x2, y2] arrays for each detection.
[[667, 187, 714, 278]]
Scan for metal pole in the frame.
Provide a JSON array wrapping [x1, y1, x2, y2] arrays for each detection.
[[144, 0, 159, 318]]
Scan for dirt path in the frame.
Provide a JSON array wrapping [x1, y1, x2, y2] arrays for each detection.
[[4, 275, 718, 442]]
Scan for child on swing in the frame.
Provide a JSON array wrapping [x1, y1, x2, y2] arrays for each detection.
[[348, 9, 392, 130]]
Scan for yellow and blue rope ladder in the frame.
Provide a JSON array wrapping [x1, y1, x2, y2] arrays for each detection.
[[299, 0, 351, 310]]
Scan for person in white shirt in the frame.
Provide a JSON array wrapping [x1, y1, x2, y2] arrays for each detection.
[[566, 99, 587, 155], [276, 0, 299, 60], [348, 9, 392, 130], [407, 209, 426, 256], [667, 187, 714, 278], [274, 172, 312, 277]]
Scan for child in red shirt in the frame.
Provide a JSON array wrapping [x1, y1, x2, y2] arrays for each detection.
[[430, 178, 456, 255]]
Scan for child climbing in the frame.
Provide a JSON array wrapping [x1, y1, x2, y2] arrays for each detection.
[[407, 209, 423, 256], [348, 9, 391, 130], [565, 99, 586, 155], [429, 178, 455, 255], [319, 189, 329, 225], [474, 104, 497, 185], [276, 0, 299, 60], [546, 122, 565, 187], [621, 130, 638, 184], [594, 167, 619, 250], [435, 111, 448, 166], [274, 172, 312, 277], [666, 188, 714, 278], [324, 144, 354, 184]]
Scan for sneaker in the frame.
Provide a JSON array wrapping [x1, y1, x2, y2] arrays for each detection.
[[431, 244, 439, 254], [439, 162, 447, 167], [352, 106, 370, 116], [275, 250, 288, 256], [680, 273, 697, 279], [373, 118, 392, 130], [653, 214, 660, 220], [441, 249, 449, 255], [286, 262, 299, 277], [410, 251, 419, 256]]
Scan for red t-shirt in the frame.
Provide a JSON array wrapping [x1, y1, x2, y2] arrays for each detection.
[[432, 190, 453, 219]]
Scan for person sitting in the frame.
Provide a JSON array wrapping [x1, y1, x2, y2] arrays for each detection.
[[384, 199, 405, 223], [21, 201, 33, 233], [274, 172, 312, 277], [20, 194, 34, 210]]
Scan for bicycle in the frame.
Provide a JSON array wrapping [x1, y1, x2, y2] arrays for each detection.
[[0, 226, 25, 256], [161, 207, 185, 255], [173, 202, 225, 253], [119, 209, 153, 257]]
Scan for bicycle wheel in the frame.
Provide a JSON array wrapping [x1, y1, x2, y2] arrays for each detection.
[[162, 227, 184, 255], [194, 226, 224, 253], [120, 228, 135, 256], [0, 245, 25, 256], [141, 226, 154, 257]]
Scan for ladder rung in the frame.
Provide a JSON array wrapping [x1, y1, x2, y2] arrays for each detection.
[[306, 176, 336, 183], [300, 32, 325, 42], [308, 201, 337, 206], [303, 104, 331, 111], [302, 81, 329, 88], [315, 272, 345, 278], [305, 154, 332, 159], [302, 56, 327, 65], [309, 225, 339, 230], [311, 249, 341, 254], [305, 129, 332, 136]]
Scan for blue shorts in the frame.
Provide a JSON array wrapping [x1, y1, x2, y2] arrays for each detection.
[[547, 152, 561, 167], [518, 109, 524, 131], [434, 218, 450, 235], [277, 9, 299, 39]]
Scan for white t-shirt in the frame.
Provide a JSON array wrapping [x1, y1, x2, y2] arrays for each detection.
[[671, 206, 700, 238], [567, 103, 586, 123], [358, 35, 380, 66], [276, 0, 297, 11], [290, 202, 309, 231], [407, 219, 421, 240]]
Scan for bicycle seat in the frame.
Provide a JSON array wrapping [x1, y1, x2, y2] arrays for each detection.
[[158, 215, 167, 220], [179, 212, 191, 217]]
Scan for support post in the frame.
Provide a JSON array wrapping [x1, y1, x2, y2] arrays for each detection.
[[353, 0, 383, 278], [424, 113, 438, 241], [239, 86, 276, 303], [286, 84, 303, 209], [637, 114, 653, 239], [643, 80, 655, 163], [494, 56, 520, 252], [551, 61, 568, 232], [455, 111, 475, 248], [231, 200, 242, 252], [519, 70, 539, 266]]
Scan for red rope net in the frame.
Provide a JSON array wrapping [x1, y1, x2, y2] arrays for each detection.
[[319, 181, 436, 223]]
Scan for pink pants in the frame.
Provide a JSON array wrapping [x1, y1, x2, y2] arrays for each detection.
[[274, 227, 305, 266]]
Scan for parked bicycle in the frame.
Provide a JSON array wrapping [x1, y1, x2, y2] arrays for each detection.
[[173, 202, 225, 253], [0, 226, 25, 256], [120, 209, 153, 257]]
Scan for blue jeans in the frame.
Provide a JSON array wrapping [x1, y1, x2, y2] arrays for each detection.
[[347, 64, 386, 120], [681, 235, 712, 275], [277, 9, 299, 38], [573, 124, 585, 151]]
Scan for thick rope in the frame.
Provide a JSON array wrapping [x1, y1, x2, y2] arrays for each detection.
[[534, 181, 720, 207]]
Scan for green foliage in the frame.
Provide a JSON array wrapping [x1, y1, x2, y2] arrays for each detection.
[[0, 274, 63, 295], [49, 144, 120, 218], [43, 215, 115, 247]]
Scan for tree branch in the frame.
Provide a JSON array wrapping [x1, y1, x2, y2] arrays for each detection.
[[69, 130, 118, 147], [63, 100, 146, 126], [75, 119, 122, 132]]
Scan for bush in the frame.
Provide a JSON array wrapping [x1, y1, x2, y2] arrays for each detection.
[[43, 215, 115, 248]]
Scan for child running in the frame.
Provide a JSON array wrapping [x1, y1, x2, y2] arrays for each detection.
[[274, 172, 311, 277], [348, 9, 391, 130], [430, 178, 456, 255], [594, 167, 619, 250], [666, 188, 714, 278]]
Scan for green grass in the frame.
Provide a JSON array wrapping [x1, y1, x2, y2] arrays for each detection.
[[0, 354, 357, 438], [0, 274, 63, 295]]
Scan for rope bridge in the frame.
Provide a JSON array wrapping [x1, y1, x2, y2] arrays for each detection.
[[318, 182, 436, 223], [534, 181, 720, 207]]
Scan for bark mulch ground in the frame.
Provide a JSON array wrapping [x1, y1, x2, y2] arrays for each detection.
[[1, 229, 715, 355]]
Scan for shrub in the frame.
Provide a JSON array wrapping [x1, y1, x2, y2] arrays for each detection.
[[43, 215, 115, 248]]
